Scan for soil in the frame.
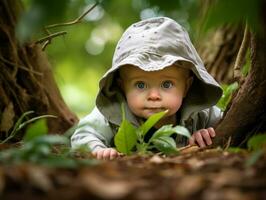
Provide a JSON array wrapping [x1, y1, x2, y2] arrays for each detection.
[[0, 146, 265, 200]]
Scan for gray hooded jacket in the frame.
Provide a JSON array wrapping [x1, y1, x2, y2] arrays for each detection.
[[71, 17, 223, 151]]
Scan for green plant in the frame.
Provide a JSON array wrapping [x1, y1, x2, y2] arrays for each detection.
[[217, 82, 238, 111], [245, 134, 266, 167], [114, 106, 191, 155], [0, 118, 97, 168], [0, 111, 56, 144]]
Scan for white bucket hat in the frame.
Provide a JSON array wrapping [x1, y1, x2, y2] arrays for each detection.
[[96, 17, 222, 125]]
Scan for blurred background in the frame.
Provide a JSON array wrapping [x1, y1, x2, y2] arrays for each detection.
[[19, 0, 203, 118], [18, 0, 259, 118]]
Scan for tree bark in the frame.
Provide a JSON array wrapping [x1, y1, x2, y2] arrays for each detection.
[[0, 0, 78, 140], [213, 21, 266, 146], [197, 25, 243, 84]]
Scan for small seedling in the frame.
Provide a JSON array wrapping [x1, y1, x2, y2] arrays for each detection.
[[114, 105, 191, 155]]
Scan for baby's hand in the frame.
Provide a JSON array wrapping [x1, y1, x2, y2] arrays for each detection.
[[92, 148, 121, 160], [189, 127, 216, 148]]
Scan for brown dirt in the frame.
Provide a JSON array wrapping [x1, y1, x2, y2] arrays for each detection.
[[0, 146, 265, 200]]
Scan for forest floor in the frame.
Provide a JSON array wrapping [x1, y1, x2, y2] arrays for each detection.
[[0, 146, 266, 200]]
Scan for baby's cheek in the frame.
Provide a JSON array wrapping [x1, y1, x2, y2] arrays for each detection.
[[126, 93, 143, 109], [167, 97, 183, 112]]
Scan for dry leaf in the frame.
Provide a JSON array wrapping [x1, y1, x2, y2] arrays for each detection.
[[80, 170, 135, 199], [179, 145, 200, 154], [149, 155, 164, 164], [26, 165, 53, 192], [176, 175, 205, 197]]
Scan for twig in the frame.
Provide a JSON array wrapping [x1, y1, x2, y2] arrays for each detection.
[[35, 31, 67, 44], [45, 2, 99, 29], [35, 1, 99, 50], [233, 24, 250, 80]]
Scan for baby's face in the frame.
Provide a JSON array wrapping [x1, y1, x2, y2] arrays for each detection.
[[119, 65, 192, 127]]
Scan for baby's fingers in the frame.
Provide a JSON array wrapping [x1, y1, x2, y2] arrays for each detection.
[[201, 129, 212, 145], [96, 150, 104, 160], [193, 131, 206, 148], [110, 149, 119, 160], [207, 127, 216, 138], [189, 135, 196, 145]]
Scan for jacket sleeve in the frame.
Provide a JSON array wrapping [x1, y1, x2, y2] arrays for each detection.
[[71, 107, 114, 152], [196, 106, 223, 130]]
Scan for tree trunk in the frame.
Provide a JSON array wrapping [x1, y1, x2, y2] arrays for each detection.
[[213, 7, 266, 146], [198, 25, 243, 84], [0, 0, 78, 141]]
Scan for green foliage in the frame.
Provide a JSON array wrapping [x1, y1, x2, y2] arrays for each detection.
[[246, 134, 266, 167], [203, 0, 261, 32], [115, 106, 137, 155], [242, 50, 251, 77], [0, 116, 97, 168], [0, 111, 56, 144], [246, 149, 264, 167], [23, 119, 48, 142], [217, 82, 238, 111], [227, 147, 245, 153], [17, 0, 69, 42], [114, 107, 191, 155], [247, 134, 266, 151], [17, 0, 261, 118]]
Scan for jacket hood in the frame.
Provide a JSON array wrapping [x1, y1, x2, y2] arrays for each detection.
[[96, 17, 222, 126]]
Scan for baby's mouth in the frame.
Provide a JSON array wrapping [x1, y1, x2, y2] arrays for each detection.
[[144, 107, 166, 112]]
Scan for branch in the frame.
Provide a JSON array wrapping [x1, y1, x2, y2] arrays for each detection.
[[35, 31, 67, 44], [35, 1, 99, 50], [45, 2, 99, 29], [233, 24, 250, 81]]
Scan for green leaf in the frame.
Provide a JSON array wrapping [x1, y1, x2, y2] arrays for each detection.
[[172, 126, 191, 138], [140, 110, 168, 137], [227, 147, 245, 153], [114, 119, 137, 155], [245, 149, 264, 167], [39, 156, 78, 169], [0, 111, 34, 144], [153, 136, 178, 155], [33, 135, 69, 145], [18, 114, 57, 132], [150, 125, 190, 141], [247, 134, 266, 151], [23, 119, 48, 142], [217, 82, 238, 111]]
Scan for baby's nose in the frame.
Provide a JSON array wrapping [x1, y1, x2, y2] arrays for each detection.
[[147, 88, 161, 101]]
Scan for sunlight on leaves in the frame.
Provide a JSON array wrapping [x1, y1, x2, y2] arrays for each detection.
[[217, 82, 238, 111], [23, 119, 48, 142]]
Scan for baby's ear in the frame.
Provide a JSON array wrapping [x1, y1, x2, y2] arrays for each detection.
[[184, 76, 194, 97]]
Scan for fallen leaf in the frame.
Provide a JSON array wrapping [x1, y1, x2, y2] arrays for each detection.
[[79, 170, 135, 199], [149, 155, 164, 164]]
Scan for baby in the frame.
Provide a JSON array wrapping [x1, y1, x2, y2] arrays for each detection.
[[71, 17, 223, 159]]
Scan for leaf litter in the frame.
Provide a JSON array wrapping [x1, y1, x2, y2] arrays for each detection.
[[0, 145, 265, 200]]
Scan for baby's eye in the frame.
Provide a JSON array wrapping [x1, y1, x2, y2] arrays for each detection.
[[135, 81, 147, 89], [161, 81, 173, 89]]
